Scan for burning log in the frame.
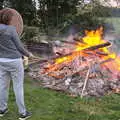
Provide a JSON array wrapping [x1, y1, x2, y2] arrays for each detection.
[[95, 51, 108, 56], [85, 42, 111, 51], [52, 42, 111, 60], [100, 58, 114, 64], [83, 51, 108, 56]]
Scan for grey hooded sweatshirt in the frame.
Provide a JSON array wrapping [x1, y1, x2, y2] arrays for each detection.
[[0, 24, 30, 59]]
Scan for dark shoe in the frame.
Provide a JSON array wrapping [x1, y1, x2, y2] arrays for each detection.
[[0, 108, 8, 116], [19, 111, 32, 120]]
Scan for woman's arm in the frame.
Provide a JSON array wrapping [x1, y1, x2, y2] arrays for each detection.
[[10, 27, 30, 57]]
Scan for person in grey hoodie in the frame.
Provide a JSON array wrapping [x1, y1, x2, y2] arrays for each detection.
[[0, 20, 32, 119]]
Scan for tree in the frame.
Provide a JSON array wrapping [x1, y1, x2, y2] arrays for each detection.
[[8, 0, 37, 25], [0, 0, 4, 9], [37, 0, 79, 30]]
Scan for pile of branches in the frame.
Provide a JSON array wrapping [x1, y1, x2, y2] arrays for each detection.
[[27, 38, 120, 97]]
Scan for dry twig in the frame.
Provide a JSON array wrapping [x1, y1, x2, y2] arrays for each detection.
[[81, 64, 90, 98]]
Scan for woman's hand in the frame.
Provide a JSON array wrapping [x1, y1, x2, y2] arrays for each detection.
[[29, 52, 34, 58]]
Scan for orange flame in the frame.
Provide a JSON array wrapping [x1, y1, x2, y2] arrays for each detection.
[[43, 27, 120, 77]]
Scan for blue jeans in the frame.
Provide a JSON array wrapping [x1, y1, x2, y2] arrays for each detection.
[[0, 58, 26, 114]]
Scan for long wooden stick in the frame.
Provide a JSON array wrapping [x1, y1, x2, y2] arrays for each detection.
[[81, 66, 90, 98]]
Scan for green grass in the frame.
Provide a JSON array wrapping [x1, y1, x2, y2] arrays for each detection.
[[0, 75, 120, 120]]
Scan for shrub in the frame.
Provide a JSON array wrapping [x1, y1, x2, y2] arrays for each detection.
[[21, 25, 40, 43]]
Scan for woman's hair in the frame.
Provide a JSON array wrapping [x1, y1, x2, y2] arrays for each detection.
[[0, 8, 23, 36], [0, 8, 14, 25]]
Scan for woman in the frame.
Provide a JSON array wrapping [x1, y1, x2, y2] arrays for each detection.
[[0, 8, 32, 120]]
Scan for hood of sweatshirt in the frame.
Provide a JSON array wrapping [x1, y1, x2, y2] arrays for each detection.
[[0, 24, 9, 34]]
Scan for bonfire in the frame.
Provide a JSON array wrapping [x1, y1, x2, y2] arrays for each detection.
[[28, 27, 120, 97]]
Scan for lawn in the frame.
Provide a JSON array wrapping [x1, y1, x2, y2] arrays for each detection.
[[0, 75, 120, 120]]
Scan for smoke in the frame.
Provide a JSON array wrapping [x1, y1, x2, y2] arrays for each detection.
[[66, 24, 80, 41], [103, 24, 120, 54]]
